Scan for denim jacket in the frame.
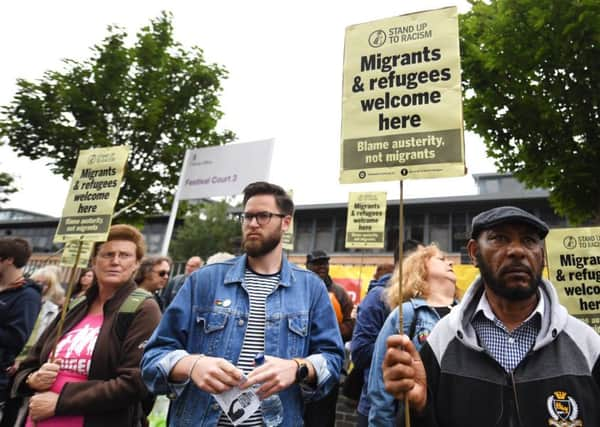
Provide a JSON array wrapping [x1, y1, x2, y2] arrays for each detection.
[[141, 254, 344, 427], [367, 299, 447, 427]]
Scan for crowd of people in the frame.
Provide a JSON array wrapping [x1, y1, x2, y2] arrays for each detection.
[[2, 182, 600, 427]]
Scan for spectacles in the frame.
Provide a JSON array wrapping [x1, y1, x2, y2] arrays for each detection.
[[239, 211, 286, 226], [98, 251, 135, 261], [154, 270, 170, 277]]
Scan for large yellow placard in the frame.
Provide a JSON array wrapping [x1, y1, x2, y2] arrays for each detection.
[[547, 227, 600, 333], [54, 146, 130, 243], [340, 7, 465, 183], [345, 192, 387, 248]]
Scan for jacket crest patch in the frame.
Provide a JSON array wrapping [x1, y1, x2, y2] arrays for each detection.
[[547, 391, 583, 426]]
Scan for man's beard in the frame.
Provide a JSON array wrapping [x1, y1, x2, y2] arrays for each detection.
[[476, 251, 542, 301], [243, 231, 281, 258]]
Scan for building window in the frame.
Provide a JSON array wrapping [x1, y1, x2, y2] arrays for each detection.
[[429, 213, 450, 252], [314, 217, 333, 252], [294, 218, 313, 254]]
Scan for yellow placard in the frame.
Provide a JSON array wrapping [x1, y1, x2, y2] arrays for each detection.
[[340, 7, 465, 183], [60, 240, 93, 268], [546, 227, 600, 332], [54, 146, 130, 243], [282, 189, 294, 251], [345, 192, 387, 248]]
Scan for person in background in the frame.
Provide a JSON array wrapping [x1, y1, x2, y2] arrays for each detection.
[[135, 256, 172, 312], [367, 244, 457, 426], [0, 238, 41, 426], [304, 249, 355, 427], [4, 266, 65, 427], [382, 206, 600, 426], [161, 256, 203, 308], [72, 269, 94, 299], [205, 252, 235, 265], [141, 181, 344, 426], [12, 224, 162, 427], [350, 240, 422, 427]]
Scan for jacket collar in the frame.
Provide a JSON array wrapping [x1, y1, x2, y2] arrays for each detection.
[[223, 254, 294, 288], [82, 280, 137, 313], [451, 276, 568, 350]]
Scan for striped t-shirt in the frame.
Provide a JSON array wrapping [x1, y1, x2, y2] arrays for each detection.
[[217, 268, 279, 426]]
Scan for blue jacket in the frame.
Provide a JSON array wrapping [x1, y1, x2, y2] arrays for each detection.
[[0, 279, 41, 400], [141, 254, 344, 427], [368, 299, 445, 427], [350, 273, 391, 417]]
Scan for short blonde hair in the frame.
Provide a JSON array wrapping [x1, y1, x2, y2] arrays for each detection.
[[384, 243, 442, 309]]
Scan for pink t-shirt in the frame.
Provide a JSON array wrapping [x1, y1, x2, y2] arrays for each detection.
[[27, 313, 103, 427]]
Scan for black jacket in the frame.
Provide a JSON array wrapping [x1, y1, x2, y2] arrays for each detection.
[[0, 279, 41, 400], [409, 278, 600, 427]]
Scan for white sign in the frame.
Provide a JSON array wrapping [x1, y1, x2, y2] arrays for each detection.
[[179, 140, 274, 200]]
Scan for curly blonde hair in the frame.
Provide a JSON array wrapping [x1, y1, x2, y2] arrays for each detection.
[[384, 243, 443, 309]]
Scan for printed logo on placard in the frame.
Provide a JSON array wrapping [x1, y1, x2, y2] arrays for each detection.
[[368, 30, 386, 48]]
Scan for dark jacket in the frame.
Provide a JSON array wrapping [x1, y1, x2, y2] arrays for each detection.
[[324, 276, 355, 341], [350, 273, 390, 416], [410, 278, 600, 427], [0, 279, 41, 401], [12, 281, 161, 427]]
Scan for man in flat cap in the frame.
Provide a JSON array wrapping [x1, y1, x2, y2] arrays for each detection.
[[381, 206, 600, 426]]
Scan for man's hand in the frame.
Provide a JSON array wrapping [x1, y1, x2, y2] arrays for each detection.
[[29, 391, 59, 421], [185, 356, 244, 394], [27, 360, 61, 392], [242, 356, 297, 399], [382, 335, 427, 414]]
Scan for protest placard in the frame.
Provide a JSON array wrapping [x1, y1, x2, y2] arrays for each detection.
[[340, 7, 464, 183], [54, 146, 130, 243], [345, 192, 387, 248]]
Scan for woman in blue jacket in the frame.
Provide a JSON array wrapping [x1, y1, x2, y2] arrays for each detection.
[[367, 244, 457, 426]]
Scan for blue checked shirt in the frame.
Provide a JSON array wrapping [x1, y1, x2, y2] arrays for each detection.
[[471, 290, 543, 372]]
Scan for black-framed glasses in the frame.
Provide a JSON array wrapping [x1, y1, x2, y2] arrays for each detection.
[[239, 211, 286, 226], [154, 270, 170, 277]]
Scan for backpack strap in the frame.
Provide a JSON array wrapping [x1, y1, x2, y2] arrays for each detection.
[[119, 288, 153, 314], [402, 301, 418, 340], [67, 294, 87, 311], [114, 288, 154, 342]]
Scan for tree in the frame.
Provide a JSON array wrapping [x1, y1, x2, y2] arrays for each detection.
[[0, 171, 16, 206], [169, 201, 241, 261], [0, 12, 234, 222], [460, 0, 600, 224]]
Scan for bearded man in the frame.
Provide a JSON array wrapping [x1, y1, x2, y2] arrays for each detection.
[[381, 206, 600, 427], [141, 181, 344, 427]]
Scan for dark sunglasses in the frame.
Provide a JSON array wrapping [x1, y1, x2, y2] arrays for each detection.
[[155, 270, 170, 277]]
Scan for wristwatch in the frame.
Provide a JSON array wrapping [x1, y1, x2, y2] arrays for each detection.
[[293, 358, 309, 384]]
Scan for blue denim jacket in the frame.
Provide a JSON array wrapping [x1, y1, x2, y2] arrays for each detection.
[[367, 299, 446, 427], [141, 255, 344, 427]]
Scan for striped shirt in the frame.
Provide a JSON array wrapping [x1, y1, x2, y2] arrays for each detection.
[[217, 268, 279, 426], [471, 290, 543, 372]]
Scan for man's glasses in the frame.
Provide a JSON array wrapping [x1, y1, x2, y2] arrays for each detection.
[[239, 211, 286, 226], [154, 270, 170, 277]]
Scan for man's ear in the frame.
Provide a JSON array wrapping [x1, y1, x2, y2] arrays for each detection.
[[466, 239, 478, 267], [281, 215, 292, 232]]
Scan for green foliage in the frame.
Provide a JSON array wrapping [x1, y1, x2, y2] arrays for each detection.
[[0, 170, 17, 205], [169, 200, 241, 261], [0, 11, 234, 221], [461, 0, 600, 224]]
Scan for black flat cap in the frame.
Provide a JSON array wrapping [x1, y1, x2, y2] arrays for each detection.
[[306, 250, 330, 264], [471, 206, 549, 239]]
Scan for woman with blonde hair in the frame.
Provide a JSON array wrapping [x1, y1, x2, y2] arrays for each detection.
[[26, 266, 63, 348], [367, 243, 457, 426]]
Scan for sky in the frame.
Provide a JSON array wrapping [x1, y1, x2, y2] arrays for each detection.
[[0, 0, 496, 217]]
